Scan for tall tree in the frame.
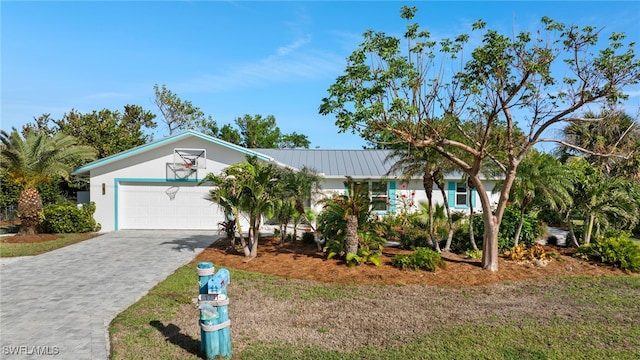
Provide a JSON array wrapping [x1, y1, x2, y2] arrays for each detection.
[[154, 84, 217, 135], [319, 6, 639, 271], [217, 124, 242, 145], [0, 130, 96, 235], [23, 106, 157, 159], [222, 114, 311, 149]]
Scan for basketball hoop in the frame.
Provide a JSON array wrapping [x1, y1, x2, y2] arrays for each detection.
[[183, 163, 193, 169], [166, 186, 180, 200]]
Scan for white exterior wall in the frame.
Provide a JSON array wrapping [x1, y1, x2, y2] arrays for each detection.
[[311, 177, 500, 220], [88, 137, 253, 232]]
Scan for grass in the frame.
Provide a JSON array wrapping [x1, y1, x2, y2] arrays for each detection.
[[110, 265, 640, 360], [0, 233, 99, 257]]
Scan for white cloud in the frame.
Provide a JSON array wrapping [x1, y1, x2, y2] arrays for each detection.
[[276, 35, 312, 56], [176, 38, 345, 93], [84, 92, 129, 100]]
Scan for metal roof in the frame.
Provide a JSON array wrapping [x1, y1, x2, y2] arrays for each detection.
[[252, 149, 397, 178]]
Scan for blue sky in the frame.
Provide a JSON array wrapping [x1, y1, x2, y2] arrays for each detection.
[[2, 1, 639, 149]]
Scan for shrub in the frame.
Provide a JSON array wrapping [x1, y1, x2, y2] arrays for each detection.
[[392, 247, 446, 272], [398, 224, 431, 249], [42, 202, 100, 233], [575, 232, 640, 272], [504, 243, 546, 261], [464, 249, 483, 260], [472, 206, 544, 252], [301, 231, 316, 244]]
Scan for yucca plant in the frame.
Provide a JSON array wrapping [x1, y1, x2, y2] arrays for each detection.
[[0, 129, 96, 235]]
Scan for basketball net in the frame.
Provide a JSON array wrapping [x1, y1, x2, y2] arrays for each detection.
[[166, 186, 180, 200]]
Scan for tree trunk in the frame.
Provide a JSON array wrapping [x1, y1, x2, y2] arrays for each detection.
[[249, 216, 260, 258], [17, 187, 43, 236], [514, 209, 526, 246], [584, 213, 595, 245], [481, 213, 500, 272], [279, 223, 286, 245], [566, 212, 580, 247], [472, 171, 513, 272], [434, 176, 454, 252], [467, 178, 478, 251], [423, 172, 439, 251], [468, 205, 478, 251], [345, 215, 359, 255]]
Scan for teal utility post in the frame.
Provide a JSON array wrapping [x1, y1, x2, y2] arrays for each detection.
[[197, 263, 232, 359]]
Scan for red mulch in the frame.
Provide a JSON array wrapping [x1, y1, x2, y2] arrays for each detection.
[[196, 236, 637, 287]]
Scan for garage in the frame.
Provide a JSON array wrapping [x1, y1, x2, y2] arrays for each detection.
[[117, 182, 224, 230]]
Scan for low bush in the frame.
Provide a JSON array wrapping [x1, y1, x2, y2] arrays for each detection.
[[301, 231, 316, 244], [398, 224, 431, 249], [42, 202, 100, 233], [575, 232, 640, 272], [504, 243, 546, 261], [391, 247, 446, 272], [471, 206, 544, 253], [464, 249, 483, 260]]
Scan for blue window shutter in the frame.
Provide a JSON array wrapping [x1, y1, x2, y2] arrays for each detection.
[[447, 181, 455, 208], [388, 181, 396, 213], [471, 188, 477, 208]]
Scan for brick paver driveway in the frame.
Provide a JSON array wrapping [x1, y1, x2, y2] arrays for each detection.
[[0, 230, 219, 359]]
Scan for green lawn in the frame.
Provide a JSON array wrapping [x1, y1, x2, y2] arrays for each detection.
[[110, 265, 640, 360], [0, 233, 99, 257]]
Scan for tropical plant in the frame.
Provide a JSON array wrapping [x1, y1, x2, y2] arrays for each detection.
[[565, 157, 639, 244], [494, 150, 574, 245], [391, 247, 446, 272], [201, 156, 284, 258], [0, 129, 96, 235], [558, 111, 640, 177], [319, 6, 640, 271], [318, 178, 372, 260], [575, 231, 640, 272], [386, 146, 458, 251]]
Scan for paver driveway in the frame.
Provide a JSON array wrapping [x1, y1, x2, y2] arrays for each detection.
[[0, 230, 220, 359]]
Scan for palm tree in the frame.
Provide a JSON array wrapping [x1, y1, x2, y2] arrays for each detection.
[[558, 111, 639, 175], [0, 129, 96, 235], [494, 150, 574, 245], [322, 177, 371, 256], [226, 156, 284, 258], [566, 157, 639, 244], [282, 166, 321, 239], [200, 172, 246, 247], [386, 146, 458, 252]]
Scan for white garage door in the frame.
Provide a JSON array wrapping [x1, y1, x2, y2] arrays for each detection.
[[118, 183, 224, 230]]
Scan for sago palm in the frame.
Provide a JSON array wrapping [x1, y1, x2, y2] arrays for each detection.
[[0, 129, 96, 235]]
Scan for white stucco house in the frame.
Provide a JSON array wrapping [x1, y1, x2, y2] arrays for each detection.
[[72, 130, 500, 232]]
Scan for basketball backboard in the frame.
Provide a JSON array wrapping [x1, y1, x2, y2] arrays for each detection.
[[174, 148, 206, 169]]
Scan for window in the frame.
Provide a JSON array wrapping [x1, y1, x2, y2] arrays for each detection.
[[455, 182, 468, 207], [347, 180, 391, 212], [370, 181, 388, 212]]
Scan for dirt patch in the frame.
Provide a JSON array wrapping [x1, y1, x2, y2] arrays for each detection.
[[161, 237, 638, 355], [0, 233, 59, 244], [196, 236, 632, 287]]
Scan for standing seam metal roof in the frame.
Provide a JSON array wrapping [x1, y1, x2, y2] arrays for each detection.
[[252, 149, 396, 178]]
